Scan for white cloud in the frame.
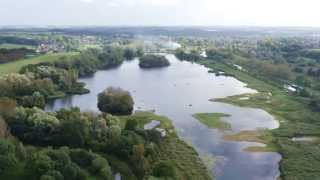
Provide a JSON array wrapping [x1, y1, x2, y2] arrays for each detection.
[[146, 0, 182, 7], [80, 0, 94, 3], [104, 0, 182, 7], [105, 0, 136, 7]]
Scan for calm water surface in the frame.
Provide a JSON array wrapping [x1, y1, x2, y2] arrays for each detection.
[[46, 54, 281, 180]]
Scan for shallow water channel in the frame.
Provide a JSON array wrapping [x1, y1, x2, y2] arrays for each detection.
[[46, 54, 281, 180]]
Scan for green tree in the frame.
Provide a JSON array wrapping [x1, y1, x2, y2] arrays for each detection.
[[131, 144, 150, 177], [124, 48, 137, 60], [125, 119, 138, 131], [0, 140, 18, 173], [0, 97, 16, 120], [152, 161, 176, 178], [139, 55, 170, 68], [99, 46, 124, 68], [97, 87, 134, 115], [21, 91, 46, 108]]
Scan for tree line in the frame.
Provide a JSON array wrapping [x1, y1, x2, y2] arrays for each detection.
[[0, 46, 181, 180], [0, 48, 36, 63]]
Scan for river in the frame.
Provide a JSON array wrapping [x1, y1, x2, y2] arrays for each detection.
[[46, 54, 281, 180]]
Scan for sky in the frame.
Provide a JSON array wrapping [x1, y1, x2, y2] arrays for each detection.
[[0, 0, 320, 27]]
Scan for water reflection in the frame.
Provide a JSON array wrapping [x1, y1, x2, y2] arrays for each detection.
[[46, 54, 281, 180]]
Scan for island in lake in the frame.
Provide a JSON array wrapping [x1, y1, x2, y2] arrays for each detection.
[[139, 54, 170, 68]]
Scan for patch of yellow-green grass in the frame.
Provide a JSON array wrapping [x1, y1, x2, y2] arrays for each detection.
[[193, 113, 231, 130], [212, 91, 306, 125], [244, 146, 276, 152], [223, 130, 277, 152], [79, 44, 102, 50], [0, 52, 79, 75]]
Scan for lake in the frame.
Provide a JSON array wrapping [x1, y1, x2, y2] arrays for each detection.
[[46, 54, 281, 180]]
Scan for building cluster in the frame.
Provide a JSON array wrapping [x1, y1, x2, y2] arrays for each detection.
[[36, 43, 65, 54]]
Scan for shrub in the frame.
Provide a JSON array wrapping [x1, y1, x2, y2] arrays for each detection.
[[125, 119, 138, 131], [97, 87, 134, 115], [0, 140, 18, 173], [139, 55, 170, 68], [21, 91, 46, 109], [124, 48, 137, 60], [100, 166, 113, 180], [152, 161, 176, 178]]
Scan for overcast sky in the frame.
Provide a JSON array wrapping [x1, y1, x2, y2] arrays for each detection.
[[1, 0, 320, 27]]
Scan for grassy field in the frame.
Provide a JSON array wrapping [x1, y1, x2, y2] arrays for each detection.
[[193, 113, 231, 130], [79, 44, 102, 50], [202, 59, 320, 180], [0, 52, 79, 75], [0, 43, 36, 49]]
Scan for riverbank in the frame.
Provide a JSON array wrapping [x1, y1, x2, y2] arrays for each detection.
[[119, 111, 212, 180], [201, 59, 320, 180]]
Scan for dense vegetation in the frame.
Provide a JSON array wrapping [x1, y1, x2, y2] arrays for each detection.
[[0, 43, 146, 107], [0, 48, 35, 63], [139, 55, 170, 68], [0, 106, 163, 179], [0, 41, 210, 179], [1, 46, 142, 107], [0, 36, 40, 46], [0, 46, 143, 118], [174, 48, 202, 62], [98, 87, 134, 115], [123, 47, 144, 60], [0, 105, 210, 180]]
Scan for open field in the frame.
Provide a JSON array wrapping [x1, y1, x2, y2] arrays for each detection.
[[0, 52, 79, 75]]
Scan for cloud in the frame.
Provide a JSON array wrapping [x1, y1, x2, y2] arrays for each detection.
[[148, 0, 182, 7], [105, 0, 136, 7], [104, 0, 182, 7], [80, 0, 94, 3]]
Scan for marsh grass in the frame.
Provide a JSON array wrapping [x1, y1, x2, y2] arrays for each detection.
[[193, 113, 231, 130], [202, 59, 320, 179]]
